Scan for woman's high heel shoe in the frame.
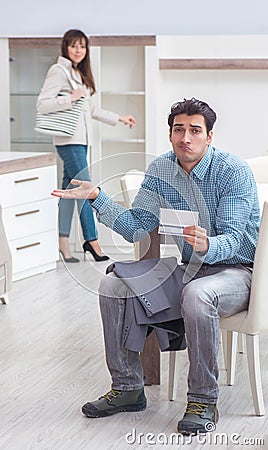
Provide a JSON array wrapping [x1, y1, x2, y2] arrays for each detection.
[[83, 241, 109, 262], [59, 250, 80, 263]]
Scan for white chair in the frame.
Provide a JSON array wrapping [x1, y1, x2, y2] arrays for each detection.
[[222, 156, 268, 357], [220, 156, 268, 415], [220, 201, 268, 416], [120, 169, 181, 399], [0, 206, 12, 304], [120, 169, 145, 260]]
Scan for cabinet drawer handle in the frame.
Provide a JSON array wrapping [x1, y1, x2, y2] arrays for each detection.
[[15, 209, 40, 217], [14, 176, 39, 184], [16, 242, 41, 251]]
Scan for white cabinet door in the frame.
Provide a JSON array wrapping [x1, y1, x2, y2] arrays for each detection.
[[0, 161, 58, 281], [0, 165, 57, 207], [2, 198, 57, 241], [9, 229, 58, 281]]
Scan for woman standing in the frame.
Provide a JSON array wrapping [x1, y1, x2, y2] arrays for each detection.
[[37, 29, 136, 262]]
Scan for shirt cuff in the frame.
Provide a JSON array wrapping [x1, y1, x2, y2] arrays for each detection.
[[202, 236, 217, 264], [90, 188, 110, 210]]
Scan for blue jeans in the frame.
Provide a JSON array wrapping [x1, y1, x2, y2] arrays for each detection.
[[56, 145, 97, 241], [98, 263, 252, 403]]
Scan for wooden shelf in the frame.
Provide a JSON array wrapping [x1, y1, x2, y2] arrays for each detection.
[[10, 92, 38, 96], [89, 35, 156, 47], [159, 58, 268, 70], [9, 38, 61, 48], [9, 36, 156, 48]]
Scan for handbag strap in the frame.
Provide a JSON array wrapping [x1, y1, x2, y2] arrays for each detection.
[[55, 64, 79, 90]]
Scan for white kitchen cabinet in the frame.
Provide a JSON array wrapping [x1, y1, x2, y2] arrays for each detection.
[[0, 152, 58, 281]]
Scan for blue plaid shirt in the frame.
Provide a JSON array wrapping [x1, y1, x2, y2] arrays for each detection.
[[92, 146, 260, 265]]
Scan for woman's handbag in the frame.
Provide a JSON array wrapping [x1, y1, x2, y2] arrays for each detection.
[[35, 65, 84, 137]]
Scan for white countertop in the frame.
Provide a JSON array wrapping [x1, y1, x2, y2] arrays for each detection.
[[0, 151, 57, 175], [0, 151, 50, 162]]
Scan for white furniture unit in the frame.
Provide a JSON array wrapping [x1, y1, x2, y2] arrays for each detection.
[[0, 152, 58, 281], [90, 36, 157, 203], [6, 36, 157, 254], [9, 38, 60, 154], [7, 37, 157, 189], [88, 37, 157, 253]]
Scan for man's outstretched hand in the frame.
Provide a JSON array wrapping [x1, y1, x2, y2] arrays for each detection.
[[51, 179, 100, 200]]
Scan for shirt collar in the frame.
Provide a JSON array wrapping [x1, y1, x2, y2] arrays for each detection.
[[57, 56, 72, 69], [191, 145, 213, 180], [176, 145, 213, 180]]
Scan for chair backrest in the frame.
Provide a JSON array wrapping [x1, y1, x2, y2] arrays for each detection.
[[246, 156, 268, 212], [246, 201, 268, 332], [120, 170, 162, 259], [120, 169, 145, 208]]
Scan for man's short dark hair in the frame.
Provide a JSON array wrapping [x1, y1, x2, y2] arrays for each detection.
[[168, 98, 217, 134]]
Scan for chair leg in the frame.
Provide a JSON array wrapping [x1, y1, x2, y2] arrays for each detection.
[[226, 330, 238, 385], [0, 293, 9, 304], [168, 351, 179, 401], [246, 334, 265, 416], [238, 333, 245, 354], [221, 329, 228, 370]]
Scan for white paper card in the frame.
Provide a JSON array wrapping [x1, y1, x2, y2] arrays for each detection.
[[159, 208, 199, 236]]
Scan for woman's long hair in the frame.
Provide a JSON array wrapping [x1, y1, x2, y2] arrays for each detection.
[[61, 29, 96, 95]]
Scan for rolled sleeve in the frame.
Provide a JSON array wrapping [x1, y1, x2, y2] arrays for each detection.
[[90, 103, 119, 126]]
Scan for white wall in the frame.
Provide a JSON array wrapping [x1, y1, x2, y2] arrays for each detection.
[[1, 0, 268, 36], [156, 35, 268, 159]]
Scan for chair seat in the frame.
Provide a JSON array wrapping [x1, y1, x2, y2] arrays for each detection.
[[220, 310, 249, 334], [221, 309, 268, 334]]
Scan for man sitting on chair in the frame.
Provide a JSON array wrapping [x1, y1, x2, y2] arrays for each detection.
[[52, 98, 260, 435]]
